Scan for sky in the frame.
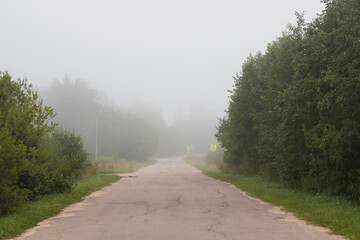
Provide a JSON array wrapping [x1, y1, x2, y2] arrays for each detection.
[[0, 0, 325, 123]]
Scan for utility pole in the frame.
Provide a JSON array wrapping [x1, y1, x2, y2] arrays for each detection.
[[95, 116, 98, 161]]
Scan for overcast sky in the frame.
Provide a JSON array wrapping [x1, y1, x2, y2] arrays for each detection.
[[0, 0, 325, 123]]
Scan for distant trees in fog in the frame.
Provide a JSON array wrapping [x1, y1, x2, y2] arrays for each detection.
[[42, 77, 159, 160], [42, 77, 219, 159]]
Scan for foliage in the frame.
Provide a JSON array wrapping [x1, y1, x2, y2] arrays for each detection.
[[0, 72, 56, 214], [0, 72, 91, 216], [97, 108, 158, 160], [42, 78, 159, 160], [0, 174, 119, 240], [216, 54, 263, 175], [42, 127, 90, 193], [205, 147, 224, 166], [0, 128, 29, 214], [216, 0, 360, 201]]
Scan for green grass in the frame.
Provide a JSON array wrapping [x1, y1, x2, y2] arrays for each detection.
[[0, 174, 120, 239], [185, 158, 360, 240], [95, 157, 156, 174]]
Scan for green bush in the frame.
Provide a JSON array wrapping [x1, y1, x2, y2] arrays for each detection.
[[52, 127, 90, 188], [0, 128, 29, 214], [41, 127, 90, 193], [0, 72, 90, 215], [0, 72, 56, 214], [205, 147, 224, 166]]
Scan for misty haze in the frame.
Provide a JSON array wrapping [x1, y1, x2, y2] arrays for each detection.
[[1, 0, 359, 239]]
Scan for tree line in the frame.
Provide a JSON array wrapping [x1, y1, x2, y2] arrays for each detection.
[[42, 77, 160, 160], [216, 0, 360, 201], [42, 77, 218, 158]]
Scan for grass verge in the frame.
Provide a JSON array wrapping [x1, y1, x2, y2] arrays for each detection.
[[185, 157, 360, 240], [0, 174, 120, 239], [95, 157, 156, 174]]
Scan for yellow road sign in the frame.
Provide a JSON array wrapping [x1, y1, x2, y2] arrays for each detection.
[[210, 144, 217, 152]]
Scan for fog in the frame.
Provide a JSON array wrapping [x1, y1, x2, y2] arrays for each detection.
[[0, 1, 325, 155]]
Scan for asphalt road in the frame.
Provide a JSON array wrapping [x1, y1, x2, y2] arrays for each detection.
[[13, 157, 346, 240]]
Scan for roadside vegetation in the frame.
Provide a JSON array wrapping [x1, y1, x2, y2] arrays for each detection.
[[41, 77, 218, 159], [0, 72, 91, 215], [186, 156, 360, 240], [43, 78, 159, 161], [210, 2, 360, 238], [0, 155, 155, 240], [0, 174, 119, 239], [0, 72, 156, 239], [217, 0, 360, 202]]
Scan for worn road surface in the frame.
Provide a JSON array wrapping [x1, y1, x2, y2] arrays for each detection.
[[13, 157, 345, 240]]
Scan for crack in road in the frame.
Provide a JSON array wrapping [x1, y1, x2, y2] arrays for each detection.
[[217, 190, 230, 209], [207, 212, 227, 239], [165, 195, 182, 209], [203, 190, 232, 239]]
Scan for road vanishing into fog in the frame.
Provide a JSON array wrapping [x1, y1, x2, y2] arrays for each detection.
[[13, 157, 345, 240]]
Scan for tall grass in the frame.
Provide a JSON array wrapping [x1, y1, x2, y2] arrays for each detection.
[[94, 156, 155, 174]]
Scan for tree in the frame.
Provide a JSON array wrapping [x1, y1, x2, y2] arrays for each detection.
[[0, 72, 56, 214], [217, 0, 360, 201], [42, 77, 160, 160], [216, 54, 263, 174]]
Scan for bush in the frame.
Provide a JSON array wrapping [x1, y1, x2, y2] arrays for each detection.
[[0, 72, 56, 214], [205, 147, 224, 166], [0, 72, 91, 215], [0, 128, 29, 214], [42, 127, 90, 193]]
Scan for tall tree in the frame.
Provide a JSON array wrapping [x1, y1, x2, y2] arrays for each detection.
[[217, 0, 360, 200]]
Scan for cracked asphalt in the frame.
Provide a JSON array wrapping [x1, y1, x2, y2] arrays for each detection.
[[13, 157, 346, 240]]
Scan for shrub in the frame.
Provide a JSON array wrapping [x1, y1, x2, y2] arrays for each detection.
[[0, 72, 56, 214], [0, 72, 90, 215]]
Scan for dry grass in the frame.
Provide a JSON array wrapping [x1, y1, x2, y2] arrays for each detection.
[[94, 156, 155, 174]]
